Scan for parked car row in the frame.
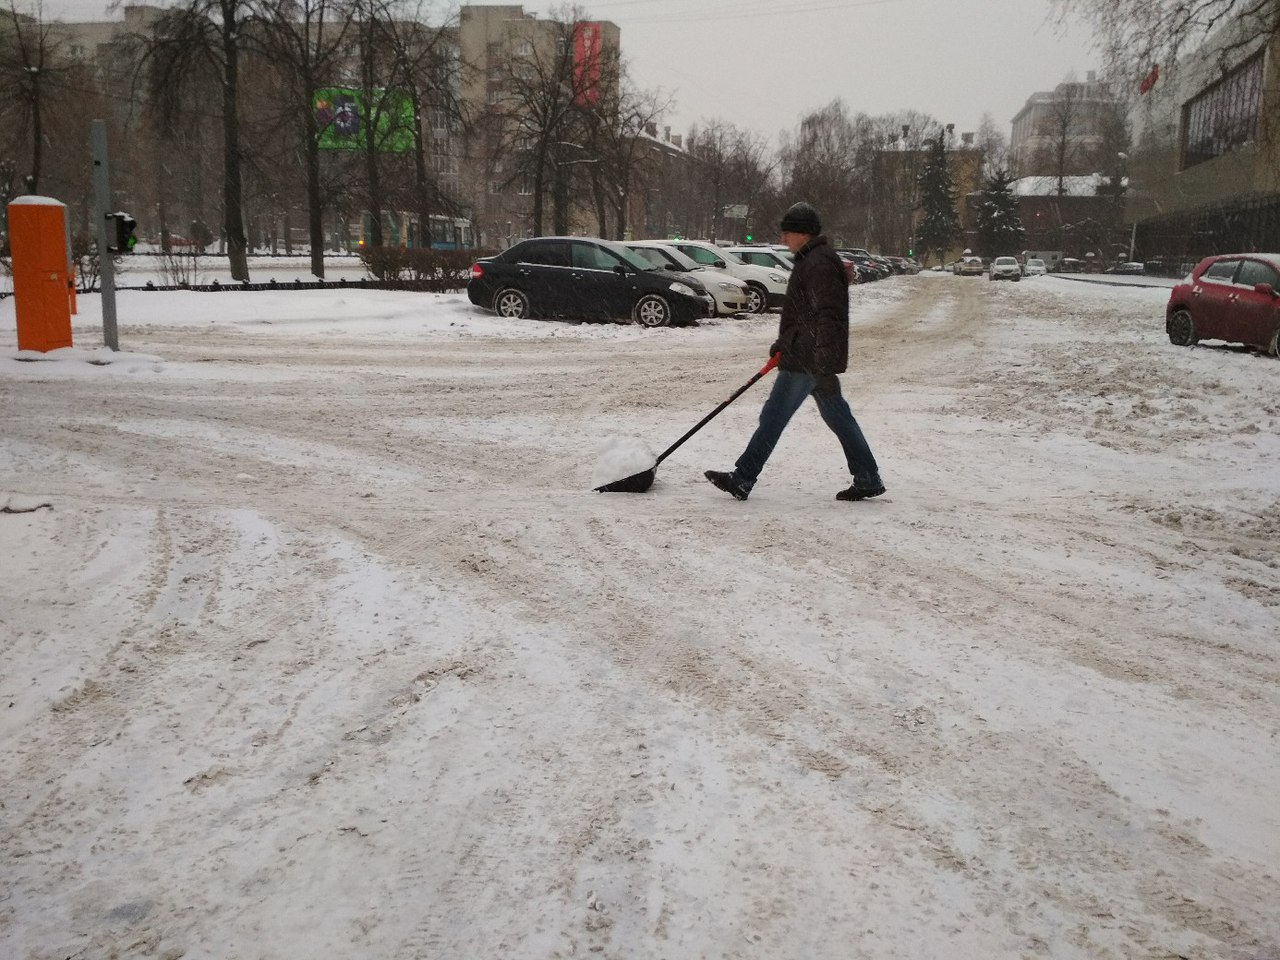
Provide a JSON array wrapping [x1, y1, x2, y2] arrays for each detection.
[[467, 235, 922, 327], [833, 248, 919, 283], [624, 241, 749, 316], [664, 240, 789, 312]]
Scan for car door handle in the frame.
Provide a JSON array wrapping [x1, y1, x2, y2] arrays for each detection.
[[517, 268, 531, 277]]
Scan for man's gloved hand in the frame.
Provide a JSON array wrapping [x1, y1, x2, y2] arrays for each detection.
[[769, 341, 781, 357]]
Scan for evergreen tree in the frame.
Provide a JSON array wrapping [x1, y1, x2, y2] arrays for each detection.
[[914, 134, 961, 264], [975, 169, 1026, 257]]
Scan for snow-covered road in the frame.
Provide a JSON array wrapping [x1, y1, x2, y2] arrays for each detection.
[[2, 275, 1277, 959]]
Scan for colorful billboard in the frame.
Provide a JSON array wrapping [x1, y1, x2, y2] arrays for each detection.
[[314, 88, 414, 152]]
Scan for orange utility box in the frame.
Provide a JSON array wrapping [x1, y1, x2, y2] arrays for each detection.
[[9, 196, 73, 352]]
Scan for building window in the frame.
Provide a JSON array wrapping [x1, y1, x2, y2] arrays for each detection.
[[1182, 52, 1264, 169], [517, 172, 533, 196]]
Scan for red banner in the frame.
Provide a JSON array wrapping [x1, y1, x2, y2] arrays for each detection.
[[573, 22, 602, 106], [1139, 63, 1160, 95]]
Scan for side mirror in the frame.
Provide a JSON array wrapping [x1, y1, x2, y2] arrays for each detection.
[[613, 264, 629, 277], [714, 259, 727, 269], [1254, 282, 1276, 297]]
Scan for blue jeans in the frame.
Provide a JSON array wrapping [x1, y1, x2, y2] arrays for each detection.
[[732, 369, 881, 491]]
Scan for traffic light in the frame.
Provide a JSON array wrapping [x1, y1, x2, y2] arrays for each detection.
[[106, 211, 137, 253], [745, 233, 753, 242]]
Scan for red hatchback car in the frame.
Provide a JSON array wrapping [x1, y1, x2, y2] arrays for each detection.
[[1166, 253, 1280, 355]]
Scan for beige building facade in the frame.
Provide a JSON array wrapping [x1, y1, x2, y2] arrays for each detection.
[[1126, 19, 1280, 265]]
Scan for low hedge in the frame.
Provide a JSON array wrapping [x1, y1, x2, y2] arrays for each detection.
[[357, 246, 497, 286]]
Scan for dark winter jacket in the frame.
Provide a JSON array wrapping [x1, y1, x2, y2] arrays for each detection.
[[771, 235, 849, 375]]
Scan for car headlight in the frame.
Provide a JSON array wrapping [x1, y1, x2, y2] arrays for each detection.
[[668, 282, 695, 297], [768, 273, 785, 284], [717, 282, 737, 291]]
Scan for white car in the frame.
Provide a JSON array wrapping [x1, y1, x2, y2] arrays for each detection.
[[725, 245, 793, 272], [1024, 258, 1047, 276], [666, 240, 789, 313], [989, 256, 1022, 281], [625, 241, 750, 316]]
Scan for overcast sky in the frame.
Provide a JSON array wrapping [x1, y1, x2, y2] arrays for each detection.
[[40, 0, 1101, 144]]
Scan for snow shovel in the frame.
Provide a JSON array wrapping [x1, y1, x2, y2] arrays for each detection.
[[595, 353, 780, 493]]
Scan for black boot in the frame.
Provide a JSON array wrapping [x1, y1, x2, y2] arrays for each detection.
[[705, 470, 750, 501], [836, 482, 886, 501]]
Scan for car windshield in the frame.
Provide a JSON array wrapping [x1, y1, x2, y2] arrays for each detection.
[[645, 244, 700, 271], [711, 247, 745, 265], [597, 239, 656, 273], [628, 246, 675, 270], [995, 258, 1017, 265], [1028, 259, 1045, 267]]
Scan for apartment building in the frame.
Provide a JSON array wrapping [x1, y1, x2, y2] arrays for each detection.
[[1010, 71, 1126, 178], [457, 4, 621, 247]]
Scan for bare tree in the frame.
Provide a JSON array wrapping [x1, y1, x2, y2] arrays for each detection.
[[489, 7, 615, 235], [682, 119, 770, 242], [376, 2, 464, 249], [1052, 0, 1279, 82], [780, 100, 861, 242], [865, 111, 939, 253], [577, 67, 670, 239], [256, 0, 355, 276], [975, 112, 1010, 179], [144, 0, 254, 281], [0, 1, 66, 195], [1040, 80, 1083, 196]]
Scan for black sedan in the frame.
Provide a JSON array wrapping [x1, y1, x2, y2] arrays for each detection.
[[468, 236, 709, 327]]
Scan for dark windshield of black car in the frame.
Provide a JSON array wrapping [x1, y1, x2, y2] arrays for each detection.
[[628, 247, 673, 271]]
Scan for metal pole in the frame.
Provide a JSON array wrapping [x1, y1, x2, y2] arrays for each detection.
[[1129, 221, 1137, 263], [91, 119, 118, 351]]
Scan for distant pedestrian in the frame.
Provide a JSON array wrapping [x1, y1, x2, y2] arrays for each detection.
[[705, 201, 885, 502]]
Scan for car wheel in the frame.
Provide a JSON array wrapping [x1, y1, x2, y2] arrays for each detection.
[[1168, 308, 1198, 346], [1269, 326, 1279, 358], [633, 294, 672, 328], [745, 283, 767, 313], [493, 287, 530, 319]]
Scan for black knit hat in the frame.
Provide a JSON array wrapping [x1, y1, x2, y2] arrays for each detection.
[[779, 201, 821, 234]]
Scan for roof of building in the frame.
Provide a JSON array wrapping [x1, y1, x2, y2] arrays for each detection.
[[1011, 174, 1126, 197]]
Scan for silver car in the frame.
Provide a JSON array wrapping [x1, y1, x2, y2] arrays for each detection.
[[989, 256, 1022, 281], [625, 241, 750, 315]]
